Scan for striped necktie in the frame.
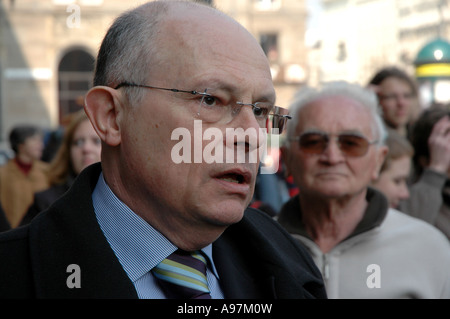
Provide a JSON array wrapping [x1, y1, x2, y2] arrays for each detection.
[[152, 249, 212, 299]]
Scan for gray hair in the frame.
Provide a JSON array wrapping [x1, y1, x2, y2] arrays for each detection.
[[92, 1, 216, 106], [284, 81, 387, 148], [93, 3, 164, 105]]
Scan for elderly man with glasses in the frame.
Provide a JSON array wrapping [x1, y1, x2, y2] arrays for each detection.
[[0, 1, 326, 299], [277, 81, 450, 299]]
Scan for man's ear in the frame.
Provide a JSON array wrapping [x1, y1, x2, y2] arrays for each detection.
[[84, 86, 122, 147]]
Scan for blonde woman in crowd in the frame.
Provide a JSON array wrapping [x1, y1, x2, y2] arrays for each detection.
[[21, 110, 101, 225]]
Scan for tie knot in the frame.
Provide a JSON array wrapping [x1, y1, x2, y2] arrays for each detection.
[[152, 249, 211, 299], [174, 249, 208, 267]]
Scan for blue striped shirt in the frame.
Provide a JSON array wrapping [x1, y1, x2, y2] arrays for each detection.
[[92, 173, 224, 299]]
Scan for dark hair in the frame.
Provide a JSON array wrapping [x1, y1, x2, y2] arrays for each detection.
[[368, 66, 418, 96], [410, 104, 450, 178], [92, 1, 217, 105], [92, 2, 169, 106], [9, 125, 42, 154], [93, 5, 163, 88]]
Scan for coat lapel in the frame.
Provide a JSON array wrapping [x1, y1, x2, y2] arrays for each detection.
[[213, 208, 326, 299], [29, 163, 137, 298], [27, 164, 325, 299], [213, 236, 276, 298]]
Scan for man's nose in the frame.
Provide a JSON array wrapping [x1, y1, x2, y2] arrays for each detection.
[[224, 108, 267, 164], [231, 106, 265, 146], [319, 138, 345, 163]]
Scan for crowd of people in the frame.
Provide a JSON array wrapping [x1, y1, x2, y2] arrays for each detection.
[[0, 0, 448, 299], [0, 110, 101, 231], [276, 81, 449, 298]]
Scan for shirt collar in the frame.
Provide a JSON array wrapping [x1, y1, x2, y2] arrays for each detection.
[[92, 173, 220, 282]]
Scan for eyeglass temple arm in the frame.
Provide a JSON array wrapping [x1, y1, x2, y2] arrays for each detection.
[[272, 111, 292, 119], [276, 114, 292, 119], [114, 82, 202, 95], [236, 102, 292, 119]]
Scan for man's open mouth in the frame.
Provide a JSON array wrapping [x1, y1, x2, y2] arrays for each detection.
[[218, 173, 245, 184]]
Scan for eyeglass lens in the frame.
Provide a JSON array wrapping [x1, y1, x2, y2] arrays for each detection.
[[298, 132, 370, 157], [199, 89, 289, 134], [267, 107, 289, 134], [116, 83, 290, 134]]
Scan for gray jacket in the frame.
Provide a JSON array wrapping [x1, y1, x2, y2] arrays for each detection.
[[277, 188, 450, 299], [399, 168, 450, 240]]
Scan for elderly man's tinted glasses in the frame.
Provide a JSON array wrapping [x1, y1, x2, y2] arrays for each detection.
[[290, 131, 378, 157], [115, 82, 291, 134]]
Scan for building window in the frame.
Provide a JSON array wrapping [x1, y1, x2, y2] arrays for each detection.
[[58, 49, 94, 123], [337, 41, 347, 62], [260, 33, 279, 62], [53, 0, 103, 5]]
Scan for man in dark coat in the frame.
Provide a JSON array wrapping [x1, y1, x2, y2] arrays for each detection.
[[0, 1, 326, 299]]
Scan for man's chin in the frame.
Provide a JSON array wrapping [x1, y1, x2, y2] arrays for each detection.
[[206, 201, 248, 226]]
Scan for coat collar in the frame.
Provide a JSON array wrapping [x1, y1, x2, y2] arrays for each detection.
[[214, 207, 327, 299], [29, 163, 138, 298], [28, 163, 325, 299], [277, 187, 389, 241]]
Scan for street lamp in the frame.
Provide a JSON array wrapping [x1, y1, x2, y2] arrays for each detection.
[[414, 38, 450, 108]]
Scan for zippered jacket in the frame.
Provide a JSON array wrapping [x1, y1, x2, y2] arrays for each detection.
[[399, 168, 450, 240], [277, 187, 450, 299]]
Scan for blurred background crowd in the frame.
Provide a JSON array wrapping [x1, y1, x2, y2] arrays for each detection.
[[0, 0, 449, 298], [1, 1, 449, 228]]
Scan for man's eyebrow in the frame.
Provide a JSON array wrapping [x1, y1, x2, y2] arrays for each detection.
[[192, 78, 276, 103], [194, 79, 238, 92], [301, 128, 367, 136]]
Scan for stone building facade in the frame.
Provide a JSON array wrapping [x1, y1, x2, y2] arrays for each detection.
[[0, 0, 308, 148], [309, 0, 450, 109]]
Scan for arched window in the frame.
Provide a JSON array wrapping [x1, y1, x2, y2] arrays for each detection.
[[58, 49, 94, 123]]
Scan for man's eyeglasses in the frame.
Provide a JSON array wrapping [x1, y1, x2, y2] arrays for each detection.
[[378, 92, 414, 102], [289, 131, 378, 157], [114, 82, 291, 134]]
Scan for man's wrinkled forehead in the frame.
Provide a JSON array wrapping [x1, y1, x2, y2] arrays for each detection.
[[152, 6, 273, 88], [297, 95, 373, 127], [160, 9, 254, 51], [159, 3, 229, 32]]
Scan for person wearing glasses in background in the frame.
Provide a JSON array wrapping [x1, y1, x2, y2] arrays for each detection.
[[0, 1, 326, 299], [368, 66, 420, 138], [277, 81, 450, 298]]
